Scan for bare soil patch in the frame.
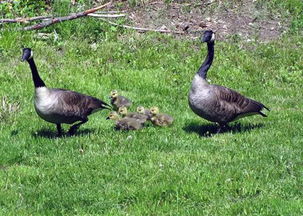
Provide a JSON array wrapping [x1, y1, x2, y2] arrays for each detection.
[[109, 0, 287, 41]]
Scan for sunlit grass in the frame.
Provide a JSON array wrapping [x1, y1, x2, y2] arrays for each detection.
[[0, 5, 303, 214]]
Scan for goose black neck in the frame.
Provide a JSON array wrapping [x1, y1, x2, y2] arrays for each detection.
[[197, 41, 214, 79], [27, 58, 46, 88]]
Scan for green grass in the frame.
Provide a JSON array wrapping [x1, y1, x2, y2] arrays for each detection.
[[1, 1, 303, 215]]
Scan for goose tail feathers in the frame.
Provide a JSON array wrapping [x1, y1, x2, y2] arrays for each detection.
[[258, 111, 267, 117], [249, 100, 269, 118], [263, 105, 270, 111], [257, 102, 270, 117], [101, 101, 112, 110]]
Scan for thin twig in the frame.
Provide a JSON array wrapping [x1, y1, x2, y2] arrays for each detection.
[[94, 10, 127, 14], [87, 13, 126, 18], [99, 18, 185, 34], [0, 0, 18, 3], [22, 1, 111, 31], [0, 16, 52, 24]]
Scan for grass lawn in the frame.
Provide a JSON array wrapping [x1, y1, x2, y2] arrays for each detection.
[[0, 1, 303, 215]]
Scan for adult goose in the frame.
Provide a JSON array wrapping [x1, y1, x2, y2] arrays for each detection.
[[188, 30, 269, 132], [22, 48, 111, 136]]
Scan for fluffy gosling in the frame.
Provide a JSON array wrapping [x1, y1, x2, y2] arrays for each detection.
[[137, 106, 152, 120], [107, 111, 143, 130], [118, 107, 148, 124], [150, 106, 174, 127], [110, 90, 132, 111]]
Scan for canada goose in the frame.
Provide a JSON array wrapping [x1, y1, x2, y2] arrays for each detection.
[[110, 90, 132, 111], [118, 107, 148, 124], [188, 30, 269, 132], [137, 106, 152, 120], [107, 111, 144, 130], [150, 106, 174, 126], [21, 48, 111, 136]]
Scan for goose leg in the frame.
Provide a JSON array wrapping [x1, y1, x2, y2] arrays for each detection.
[[216, 126, 222, 134], [68, 118, 88, 135], [216, 123, 228, 134], [56, 124, 63, 137]]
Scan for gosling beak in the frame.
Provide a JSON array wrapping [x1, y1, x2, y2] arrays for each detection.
[[106, 117, 110, 120]]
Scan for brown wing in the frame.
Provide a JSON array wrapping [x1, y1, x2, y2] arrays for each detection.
[[213, 85, 268, 121], [52, 88, 109, 118]]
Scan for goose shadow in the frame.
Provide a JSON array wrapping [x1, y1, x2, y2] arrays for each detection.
[[32, 128, 95, 139], [183, 122, 264, 137]]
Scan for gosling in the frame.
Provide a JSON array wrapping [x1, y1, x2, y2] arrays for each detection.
[[110, 90, 132, 111], [137, 106, 152, 120], [150, 106, 174, 127], [118, 107, 148, 124], [107, 111, 143, 130]]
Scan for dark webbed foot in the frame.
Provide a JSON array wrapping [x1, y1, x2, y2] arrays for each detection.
[[68, 127, 77, 136], [68, 119, 88, 136]]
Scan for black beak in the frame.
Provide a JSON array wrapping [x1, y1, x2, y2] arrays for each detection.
[[21, 56, 27, 62], [106, 117, 110, 120], [21, 48, 31, 62]]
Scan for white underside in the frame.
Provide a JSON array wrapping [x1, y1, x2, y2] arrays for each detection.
[[34, 87, 65, 124]]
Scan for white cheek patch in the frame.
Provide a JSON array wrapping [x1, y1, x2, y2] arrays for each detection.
[[211, 33, 215, 41], [29, 50, 34, 59]]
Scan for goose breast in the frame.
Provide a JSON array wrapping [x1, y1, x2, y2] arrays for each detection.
[[34, 87, 83, 124], [188, 74, 218, 121]]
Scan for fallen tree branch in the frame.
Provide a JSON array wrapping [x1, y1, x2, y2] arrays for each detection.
[[0, 12, 124, 25], [94, 10, 127, 14], [99, 18, 185, 34], [0, 16, 52, 24], [0, 0, 19, 3], [87, 13, 126, 18], [22, 1, 111, 31]]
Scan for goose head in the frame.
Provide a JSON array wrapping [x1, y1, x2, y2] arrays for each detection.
[[21, 48, 33, 61], [106, 111, 120, 120], [110, 90, 118, 99], [118, 106, 128, 116], [201, 30, 215, 43], [137, 106, 145, 114], [150, 106, 159, 115]]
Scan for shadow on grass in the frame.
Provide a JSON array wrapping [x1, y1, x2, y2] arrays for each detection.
[[183, 122, 264, 137], [32, 128, 95, 139]]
